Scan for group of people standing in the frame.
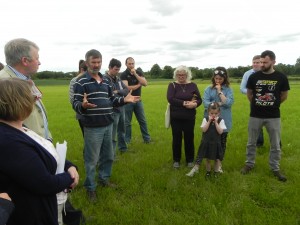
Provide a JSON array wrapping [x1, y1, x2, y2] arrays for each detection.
[[167, 65, 233, 177], [0, 39, 154, 224], [70, 51, 152, 202], [0, 38, 80, 225], [167, 50, 290, 182], [0, 37, 290, 225]]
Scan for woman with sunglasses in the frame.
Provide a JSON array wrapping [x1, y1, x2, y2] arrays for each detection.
[[202, 66, 234, 173]]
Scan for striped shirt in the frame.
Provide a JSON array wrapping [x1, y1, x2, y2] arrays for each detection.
[[73, 72, 125, 127]]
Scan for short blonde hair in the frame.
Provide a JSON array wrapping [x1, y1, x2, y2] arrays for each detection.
[[0, 78, 34, 121], [173, 65, 192, 81]]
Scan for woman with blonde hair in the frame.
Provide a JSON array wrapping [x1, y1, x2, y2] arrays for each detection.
[[166, 65, 202, 168]]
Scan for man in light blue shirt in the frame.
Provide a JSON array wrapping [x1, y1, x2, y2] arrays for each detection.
[[240, 55, 264, 146], [240, 55, 261, 94]]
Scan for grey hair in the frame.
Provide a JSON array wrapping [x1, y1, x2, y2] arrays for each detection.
[[4, 38, 39, 66], [85, 49, 102, 61], [173, 65, 192, 81]]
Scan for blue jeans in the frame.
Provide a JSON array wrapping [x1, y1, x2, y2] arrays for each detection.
[[245, 117, 281, 171], [112, 107, 127, 155], [124, 101, 150, 143], [83, 124, 114, 191]]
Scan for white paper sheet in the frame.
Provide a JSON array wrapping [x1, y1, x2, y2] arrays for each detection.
[[56, 140, 67, 174]]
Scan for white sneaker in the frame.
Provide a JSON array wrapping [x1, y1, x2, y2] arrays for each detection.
[[173, 162, 180, 168], [186, 167, 199, 177], [219, 165, 223, 173]]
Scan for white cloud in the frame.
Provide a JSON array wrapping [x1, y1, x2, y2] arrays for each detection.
[[0, 0, 299, 73]]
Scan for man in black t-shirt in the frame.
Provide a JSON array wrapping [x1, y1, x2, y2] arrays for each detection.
[[240, 50, 290, 182], [120, 57, 151, 144]]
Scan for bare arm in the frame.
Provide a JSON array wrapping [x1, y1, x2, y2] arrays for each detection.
[[247, 88, 253, 102], [280, 91, 288, 103], [131, 69, 147, 86], [121, 79, 142, 91], [214, 119, 224, 135], [201, 119, 211, 132]]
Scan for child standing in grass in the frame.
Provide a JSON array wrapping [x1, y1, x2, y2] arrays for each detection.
[[186, 102, 226, 178]]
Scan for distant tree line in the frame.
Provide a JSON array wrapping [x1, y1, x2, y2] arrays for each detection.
[[32, 57, 300, 80]]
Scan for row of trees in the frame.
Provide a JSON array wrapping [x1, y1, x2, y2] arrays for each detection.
[[33, 57, 300, 80], [146, 57, 300, 79]]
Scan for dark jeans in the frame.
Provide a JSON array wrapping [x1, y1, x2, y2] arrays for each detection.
[[171, 118, 195, 163], [221, 132, 228, 158]]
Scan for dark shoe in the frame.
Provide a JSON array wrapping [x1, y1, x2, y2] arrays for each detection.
[[214, 171, 220, 178], [100, 181, 118, 189], [256, 143, 263, 147], [240, 165, 253, 175], [86, 190, 97, 202], [119, 149, 128, 153], [273, 171, 287, 182], [144, 139, 153, 144], [205, 171, 211, 179]]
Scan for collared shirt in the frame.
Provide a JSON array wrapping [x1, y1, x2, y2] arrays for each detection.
[[104, 73, 129, 112], [73, 72, 126, 127], [240, 69, 255, 94], [7, 65, 50, 139]]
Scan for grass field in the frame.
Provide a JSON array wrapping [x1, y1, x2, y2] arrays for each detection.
[[39, 80, 300, 225]]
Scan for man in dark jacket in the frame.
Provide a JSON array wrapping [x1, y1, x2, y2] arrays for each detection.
[[104, 58, 129, 156]]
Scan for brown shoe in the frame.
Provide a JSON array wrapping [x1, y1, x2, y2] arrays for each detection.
[[86, 190, 97, 202], [240, 165, 253, 175], [273, 171, 287, 182], [100, 181, 118, 189]]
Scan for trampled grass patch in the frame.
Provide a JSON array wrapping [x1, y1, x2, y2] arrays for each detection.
[[39, 80, 300, 225]]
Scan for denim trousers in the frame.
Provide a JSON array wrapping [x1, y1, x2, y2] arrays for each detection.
[[256, 128, 264, 145], [83, 124, 113, 191], [112, 107, 127, 155], [245, 117, 281, 171], [124, 101, 150, 143]]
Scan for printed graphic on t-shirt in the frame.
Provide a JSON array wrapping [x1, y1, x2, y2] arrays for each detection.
[[254, 80, 277, 106]]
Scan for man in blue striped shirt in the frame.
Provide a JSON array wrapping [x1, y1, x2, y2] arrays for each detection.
[[73, 49, 139, 201]]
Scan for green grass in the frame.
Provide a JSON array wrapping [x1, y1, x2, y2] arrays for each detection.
[[40, 80, 300, 225]]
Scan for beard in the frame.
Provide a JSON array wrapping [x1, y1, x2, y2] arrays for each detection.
[[88, 68, 100, 74], [261, 64, 272, 72]]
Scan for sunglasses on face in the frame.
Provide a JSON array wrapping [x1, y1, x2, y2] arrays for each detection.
[[214, 70, 226, 76]]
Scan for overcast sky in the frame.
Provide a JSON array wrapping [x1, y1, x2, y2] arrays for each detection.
[[1, 0, 299, 73]]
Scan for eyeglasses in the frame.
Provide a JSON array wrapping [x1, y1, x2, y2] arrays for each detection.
[[214, 70, 226, 76]]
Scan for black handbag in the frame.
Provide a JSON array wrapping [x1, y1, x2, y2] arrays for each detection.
[[62, 199, 85, 225]]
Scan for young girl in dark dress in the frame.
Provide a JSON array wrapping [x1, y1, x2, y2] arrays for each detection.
[[186, 102, 226, 178]]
